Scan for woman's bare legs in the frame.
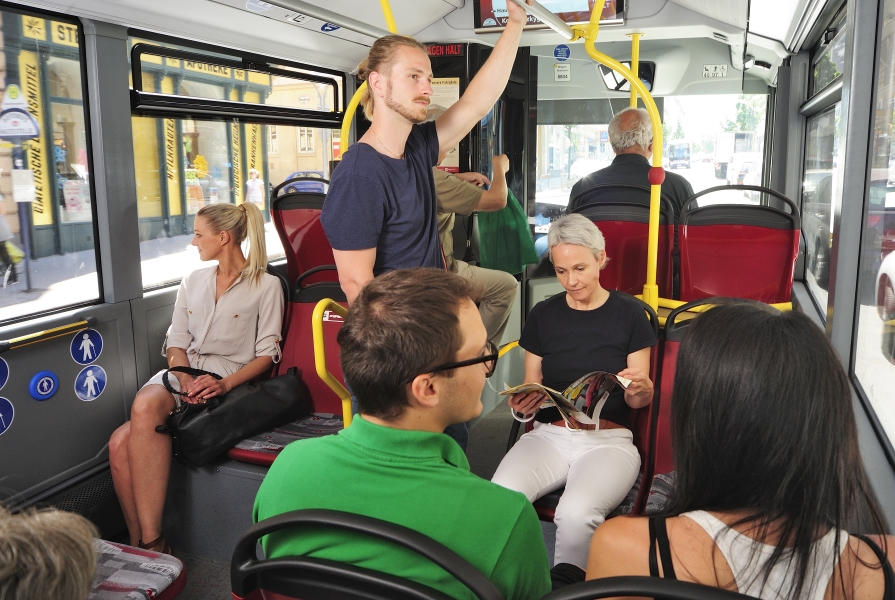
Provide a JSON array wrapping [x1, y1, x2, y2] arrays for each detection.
[[109, 385, 176, 547], [110, 421, 141, 545]]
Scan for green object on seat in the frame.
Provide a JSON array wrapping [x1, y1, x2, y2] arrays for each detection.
[[477, 189, 539, 275]]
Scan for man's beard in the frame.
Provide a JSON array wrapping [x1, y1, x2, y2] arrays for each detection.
[[385, 81, 429, 124]]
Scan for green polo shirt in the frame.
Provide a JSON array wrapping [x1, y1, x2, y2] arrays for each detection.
[[253, 416, 551, 600]]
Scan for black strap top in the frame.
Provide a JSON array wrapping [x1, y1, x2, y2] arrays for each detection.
[[648, 517, 895, 600]]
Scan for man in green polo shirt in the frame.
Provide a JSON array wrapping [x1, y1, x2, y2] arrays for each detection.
[[253, 268, 551, 600]]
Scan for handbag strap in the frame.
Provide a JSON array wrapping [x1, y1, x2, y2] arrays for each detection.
[[162, 366, 221, 396]]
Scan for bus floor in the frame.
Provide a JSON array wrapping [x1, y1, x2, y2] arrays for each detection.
[[168, 398, 557, 600]]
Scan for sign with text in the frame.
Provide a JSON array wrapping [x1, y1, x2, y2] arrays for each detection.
[[554, 63, 572, 82]]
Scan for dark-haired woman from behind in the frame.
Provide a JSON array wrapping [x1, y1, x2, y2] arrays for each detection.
[[586, 303, 894, 600]]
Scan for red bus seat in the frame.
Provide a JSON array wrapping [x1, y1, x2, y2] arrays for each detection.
[[270, 176, 338, 286], [92, 540, 186, 600], [678, 186, 800, 303], [227, 266, 346, 466], [507, 294, 660, 521], [569, 184, 676, 299], [651, 298, 751, 484]]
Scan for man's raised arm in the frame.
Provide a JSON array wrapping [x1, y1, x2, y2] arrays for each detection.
[[434, 0, 531, 153]]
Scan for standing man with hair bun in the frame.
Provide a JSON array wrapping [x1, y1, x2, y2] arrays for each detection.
[[322, 1, 532, 450], [321, 0, 534, 306]]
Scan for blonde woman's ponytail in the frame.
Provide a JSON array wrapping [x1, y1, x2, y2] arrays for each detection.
[[196, 202, 268, 285], [241, 202, 267, 285]]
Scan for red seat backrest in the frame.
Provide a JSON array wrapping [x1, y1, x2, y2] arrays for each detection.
[[570, 190, 676, 299], [275, 281, 347, 415], [271, 191, 338, 286], [678, 193, 801, 304]]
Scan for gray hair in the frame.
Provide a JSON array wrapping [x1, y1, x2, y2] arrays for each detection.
[[547, 214, 608, 269], [608, 107, 652, 153]]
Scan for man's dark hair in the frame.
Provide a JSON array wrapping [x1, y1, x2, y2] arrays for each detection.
[[668, 302, 887, 600], [337, 268, 484, 419]]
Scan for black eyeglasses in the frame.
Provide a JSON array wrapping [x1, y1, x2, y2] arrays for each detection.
[[415, 341, 499, 381]]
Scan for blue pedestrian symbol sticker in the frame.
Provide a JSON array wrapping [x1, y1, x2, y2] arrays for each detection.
[[29, 371, 58, 401], [75, 365, 106, 402], [71, 329, 102, 365], [0, 398, 12, 435], [321, 23, 340, 32], [553, 44, 571, 62], [0, 357, 8, 391]]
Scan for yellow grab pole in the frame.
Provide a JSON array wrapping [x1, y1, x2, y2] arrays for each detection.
[[312, 299, 352, 426], [338, 0, 399, 157], [378, 0, 398, 33], [579, 32, 663, 311], [627, 33, 642, 107], [339, 83, 366, 160]]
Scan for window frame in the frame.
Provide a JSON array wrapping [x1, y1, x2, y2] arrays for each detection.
[[0, 3, 103, 328]]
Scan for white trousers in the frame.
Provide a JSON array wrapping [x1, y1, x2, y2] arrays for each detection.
[[491, 423, 640, 569]]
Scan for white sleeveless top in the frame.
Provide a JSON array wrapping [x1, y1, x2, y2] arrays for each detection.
[[681, 510, 849, 600]]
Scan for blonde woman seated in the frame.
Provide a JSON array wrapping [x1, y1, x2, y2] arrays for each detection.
[[109, 202, 283, 554], [588, 303, 894, 600], [491, 213, 656, 575]]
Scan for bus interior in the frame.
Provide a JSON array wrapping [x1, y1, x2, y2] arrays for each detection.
[[1, 0, 894, 597]]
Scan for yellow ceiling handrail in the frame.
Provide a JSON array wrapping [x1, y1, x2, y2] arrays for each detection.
[[627, 33, 642, 108], [312, 299, 352, 426]]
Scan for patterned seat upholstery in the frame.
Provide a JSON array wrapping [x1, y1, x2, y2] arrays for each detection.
[[90, 540, 186, 600], [227, 413, 343, 466]]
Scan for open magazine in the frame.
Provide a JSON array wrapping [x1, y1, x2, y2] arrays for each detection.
[[500, 371, 631, 431]]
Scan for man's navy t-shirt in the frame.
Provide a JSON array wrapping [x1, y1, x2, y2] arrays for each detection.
[[321, 121, 442, 275]]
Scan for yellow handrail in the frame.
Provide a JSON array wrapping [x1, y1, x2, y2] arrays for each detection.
[[311, 299, 352, 426], [498, 340, 519, 358], [627, 33, 642, 108], [575, 21, 663, 311], [0, 319, 93, 353], [338, 0, 399, 158]]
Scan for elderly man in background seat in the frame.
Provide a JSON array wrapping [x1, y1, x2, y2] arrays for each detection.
[[568, 107, 693, 220]]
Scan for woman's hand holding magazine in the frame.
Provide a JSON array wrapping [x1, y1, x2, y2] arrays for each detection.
[[501, 371, 631, 431]]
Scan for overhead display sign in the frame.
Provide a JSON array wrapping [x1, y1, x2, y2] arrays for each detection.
[[474, 0, 624, 32], [427, 44, 465, 57]]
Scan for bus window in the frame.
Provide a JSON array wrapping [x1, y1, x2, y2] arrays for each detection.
[[0, 9, 99, 325], [128, 38, 341, 289], [533, 94, 768, 226], [854, 0, 895, 444]]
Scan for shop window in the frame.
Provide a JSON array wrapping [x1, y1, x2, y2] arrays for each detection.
[[0, 9, 98, 325], [853, 0, 895, 449], [128, 37, 343, 290]]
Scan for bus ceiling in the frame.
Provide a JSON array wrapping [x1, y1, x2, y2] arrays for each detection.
[[37, 0, 809, 78]]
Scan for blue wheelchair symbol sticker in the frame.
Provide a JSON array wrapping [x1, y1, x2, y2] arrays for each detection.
[[29, 370, 59, 401], [71, 329, 103, 365], [321, 23, 340, 32], [0, 357, 8, 391], [0, 397, 13, 435], [75, 365, 107, 402]]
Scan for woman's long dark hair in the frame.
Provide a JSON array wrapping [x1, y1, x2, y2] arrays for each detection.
[[666, 303, 887, 600]]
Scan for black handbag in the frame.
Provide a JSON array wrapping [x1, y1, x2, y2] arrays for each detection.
[[155, 366, 309, 467]]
